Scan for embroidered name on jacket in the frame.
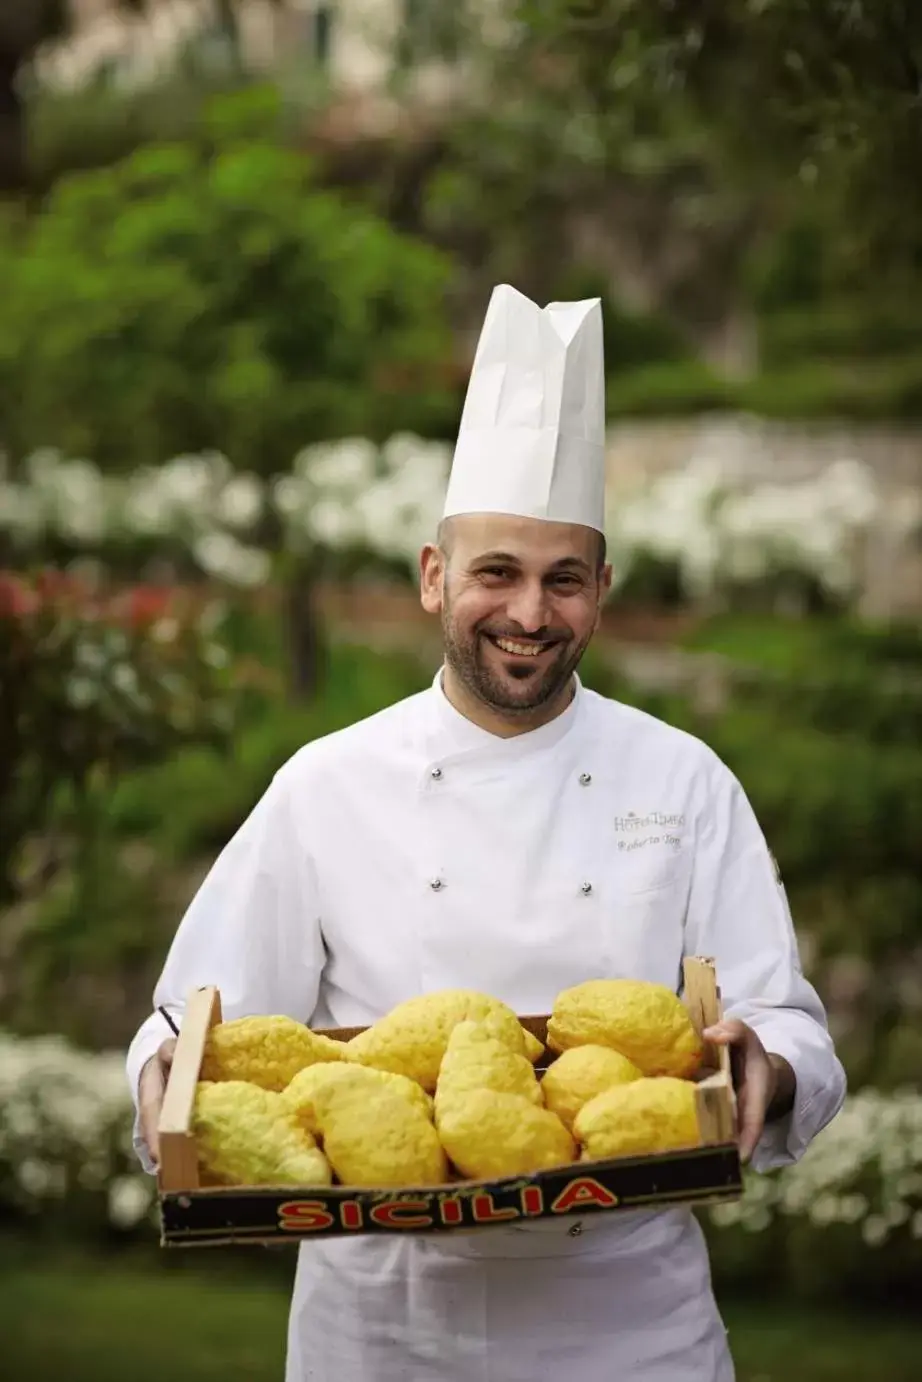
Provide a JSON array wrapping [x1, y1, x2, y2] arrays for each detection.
[[613, 812, 686, 832]]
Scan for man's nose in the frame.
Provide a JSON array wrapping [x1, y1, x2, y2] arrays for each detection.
[[504, 582, 551, 634]]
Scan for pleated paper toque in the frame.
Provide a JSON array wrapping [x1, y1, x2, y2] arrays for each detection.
[[442, 284, 606, 533]]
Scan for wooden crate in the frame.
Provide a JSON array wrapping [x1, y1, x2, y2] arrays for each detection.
[[156, 956, 741, 1244]]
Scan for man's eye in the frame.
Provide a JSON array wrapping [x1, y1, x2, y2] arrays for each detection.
[[480, 567, 509, 578]]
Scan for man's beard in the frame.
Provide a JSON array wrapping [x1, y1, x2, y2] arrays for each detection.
[[441, 607, 590, 715]]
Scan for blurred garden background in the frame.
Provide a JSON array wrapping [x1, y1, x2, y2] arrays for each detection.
[[1, 3, 922, 1379]]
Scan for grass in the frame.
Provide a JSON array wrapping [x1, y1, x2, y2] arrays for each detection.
[[1, 1250, 289, 1382], [725, 1301, 921, 1381], [1, 1246, 920, 1382]]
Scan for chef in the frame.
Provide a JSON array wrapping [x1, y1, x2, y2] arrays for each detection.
[[127, 284, 847, 1382]]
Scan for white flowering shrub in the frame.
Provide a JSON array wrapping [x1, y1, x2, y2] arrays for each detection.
[[1, 433, 909, 610], [0, 1030, 156, 1234], [709, 1089, 922, 1248], [272, 434, 451, 570], [1, 449, 273, 589], [604, 450, 908, 610], [0, 435, 452, 590]]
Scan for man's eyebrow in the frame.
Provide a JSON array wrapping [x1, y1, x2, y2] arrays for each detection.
[[470, 552, 593, 574], [470, 550, 522, 566], [545, 556, 594, 576]]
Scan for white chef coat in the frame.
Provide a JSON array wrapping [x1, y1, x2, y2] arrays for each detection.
[[127, 669, 846, 1382]]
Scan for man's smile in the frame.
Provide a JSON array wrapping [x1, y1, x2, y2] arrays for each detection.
[[483, 633, 558, 660]]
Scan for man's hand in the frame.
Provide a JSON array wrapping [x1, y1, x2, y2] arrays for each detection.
[[703, 1019, 796, 1163], [138, 1037, 176, 1169]]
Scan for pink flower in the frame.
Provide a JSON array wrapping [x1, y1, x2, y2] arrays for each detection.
[[124, 586, 174, 627], [0, 572, 37, 619], [34, 569, 88, 604]]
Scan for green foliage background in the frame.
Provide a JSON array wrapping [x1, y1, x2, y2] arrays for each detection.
[[0, 89, 456, 474]]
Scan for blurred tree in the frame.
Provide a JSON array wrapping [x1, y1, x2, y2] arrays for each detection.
[[394, 0, 472, 68], [0, 1, 149, 193], [0, 87, 452, 471], [399, 0, 922, 374], [520, 0, 922, 280], [0, 1, 298, 195], [0, 569, 236, 907], [0, 86, 455, 692], [0, 2, 69, 193], [206, 0, 293, 79], [400, 4, 776, 376]]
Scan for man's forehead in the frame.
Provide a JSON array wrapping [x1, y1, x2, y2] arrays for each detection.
[[446, 513, 598, 564]]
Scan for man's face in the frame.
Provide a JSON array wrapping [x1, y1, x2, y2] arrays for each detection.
[[420, 514, 611, 718]]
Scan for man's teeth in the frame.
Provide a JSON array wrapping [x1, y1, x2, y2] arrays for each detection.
[[494, 637, 545, 657]]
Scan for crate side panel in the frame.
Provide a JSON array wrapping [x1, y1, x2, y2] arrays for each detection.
[[158, 1131, 201, 1194], [160, 1146, 742, 1246]]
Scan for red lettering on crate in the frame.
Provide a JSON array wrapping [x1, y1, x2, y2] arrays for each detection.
[[439, 1198, 464, 1225], [369, 1200, 433, 1230], [471, 1193, 519, 1224], [278, 1199, 335, 1233], [551, 1178, 619, 1215], [340, 1201, 363, 1229], [521, 1185, 544, 1216]]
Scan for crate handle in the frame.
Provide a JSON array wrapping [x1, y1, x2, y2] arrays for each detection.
[[157, 985, 221, 1192]]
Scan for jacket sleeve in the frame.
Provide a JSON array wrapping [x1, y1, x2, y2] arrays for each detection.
[[683, 754, 847, 1173], [124, 759, 325, 1174]]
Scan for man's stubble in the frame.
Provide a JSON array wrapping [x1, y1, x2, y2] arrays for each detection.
[[440, 591, 592, 716]]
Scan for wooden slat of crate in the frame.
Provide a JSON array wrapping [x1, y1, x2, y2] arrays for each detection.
[[158, 986, 222, 1192], [312, 1012, 549, 1048], [682, 955, 738, 1145]]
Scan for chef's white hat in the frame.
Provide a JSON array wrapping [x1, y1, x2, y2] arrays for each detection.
[[442, 283, 606, 533]]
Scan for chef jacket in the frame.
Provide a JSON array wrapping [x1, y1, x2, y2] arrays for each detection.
[[127, 669, 846, 1382]]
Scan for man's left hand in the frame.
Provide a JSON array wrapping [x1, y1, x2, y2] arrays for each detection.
[[702, 1019, 796, 1163]]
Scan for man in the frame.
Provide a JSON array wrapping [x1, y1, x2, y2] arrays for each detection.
[[127, 285, 846, 1381]]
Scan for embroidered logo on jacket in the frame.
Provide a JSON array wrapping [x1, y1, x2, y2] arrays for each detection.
[[614, 810, 686, 854], [613, 811, 686, 832]]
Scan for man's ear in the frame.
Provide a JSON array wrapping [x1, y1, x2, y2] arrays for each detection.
[[419, 543, 445, 615]]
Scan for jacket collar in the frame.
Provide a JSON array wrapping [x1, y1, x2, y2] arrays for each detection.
[[426, 666, 584, 762]]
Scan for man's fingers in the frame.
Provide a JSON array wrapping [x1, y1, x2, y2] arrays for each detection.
[[700, 1021, 767, 1161], [703, 1020, 747, 1044], [140, 1107, 160, 1167], [139, 1098, 160, 1167], [139, 1051, 169, 1168], [736, 1062, 771, 1164]]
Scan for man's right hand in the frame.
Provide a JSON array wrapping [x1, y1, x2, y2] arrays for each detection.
[[138, 1037, 177, 1169]]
